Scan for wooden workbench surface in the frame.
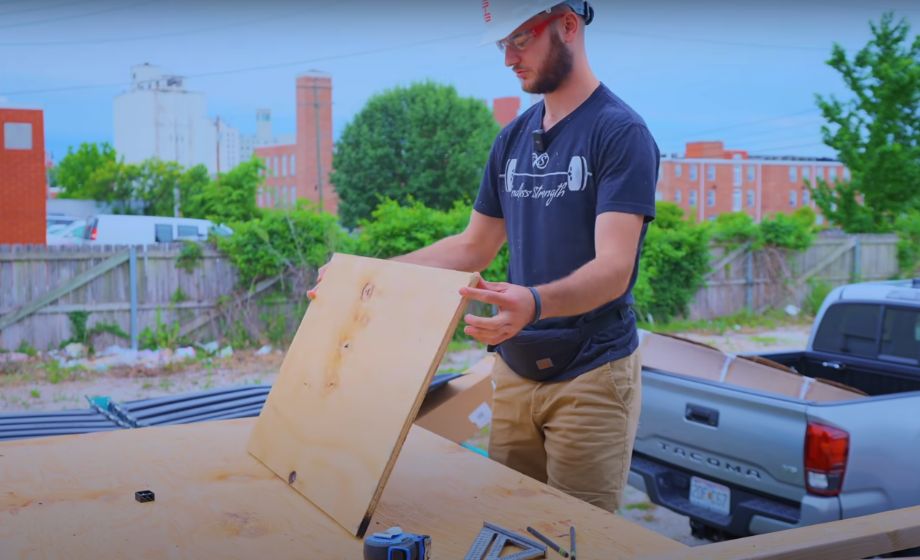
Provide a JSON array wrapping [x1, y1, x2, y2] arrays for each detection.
[[0, 418, 685, 559]]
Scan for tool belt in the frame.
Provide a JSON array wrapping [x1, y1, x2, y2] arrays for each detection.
[[496, 305, 632, 382]]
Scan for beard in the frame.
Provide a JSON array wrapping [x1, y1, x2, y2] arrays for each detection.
[[523, 29, 574, 94]]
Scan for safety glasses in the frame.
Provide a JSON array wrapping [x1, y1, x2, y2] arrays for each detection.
[[496, 12, 566, 52]]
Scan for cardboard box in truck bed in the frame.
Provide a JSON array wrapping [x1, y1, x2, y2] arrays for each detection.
[[415, 355, 494, 444], [639, 331, 865, 402]]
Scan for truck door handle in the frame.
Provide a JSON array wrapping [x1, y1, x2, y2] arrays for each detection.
[[685, 404, 719, 427], [821, 361, 845, 370]]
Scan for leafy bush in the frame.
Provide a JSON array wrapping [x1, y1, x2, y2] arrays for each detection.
[[633, 202, 711, 324], [355, 199, 509, 282], [216, 203, 353, 286], [803, 277, 833, 316], [176, 241, 204, 273], [709, 212, 761, 249], [895, 209, 920, 275], [759, 210, 816, 251]]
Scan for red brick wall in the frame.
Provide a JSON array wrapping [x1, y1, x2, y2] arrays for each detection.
[[657, 156, 846, 223], [493, 97, 520, 127], [296, 74, 337, 214], [0, 109, 45, 244], [254, 144, 297, 209]]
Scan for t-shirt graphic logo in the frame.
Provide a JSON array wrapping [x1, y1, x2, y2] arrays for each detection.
[[501, 156, 591, 193], [532, 152, 550, 170]]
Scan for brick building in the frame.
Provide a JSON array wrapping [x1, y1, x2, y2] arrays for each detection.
[[493, 96, 521, 127], [255, 73, 337, 214], [656, 141, 849, 223], [0, 108, 46, 244]]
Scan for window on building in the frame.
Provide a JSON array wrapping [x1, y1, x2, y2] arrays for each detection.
[[291, 155, 296, 176], [675, 189, 682, 203], [177, 225, 199, 238], [829, 167, 838, 182], [790, 190, 798, 207], [747, 190, 755, 208], [155, 224, 174, 243], [3, 122, 32, 150], [789, 166, 798, 182], [843, 167, 850, 181], [733, 165, 742, 187], [814, 167, 823, 183], [689, 165, 698, 181], [707, 165, 716, 181], [689, 190, 698, 206], [803, 188, 811, 206], [290, 186, 297, 206], [707, 190, 716, 207], [747, 165, 755, 182], [732, 188, 742, 211], [655, 191, 662, 201], [282, 155, 288, 177], [675, 164, 682, 178], [802, 167, 810, 182]]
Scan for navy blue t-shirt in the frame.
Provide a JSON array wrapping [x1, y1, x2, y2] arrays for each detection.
[[474, 84, 659, 382]]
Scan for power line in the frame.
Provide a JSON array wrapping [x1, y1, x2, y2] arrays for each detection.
[[663, 108, 821, 142], [0, 32, 479, 97], [0, 0, 155, 31], [0, 2, 340, 46], [0, 0, 99, 18], [597, 28, 828, 52]]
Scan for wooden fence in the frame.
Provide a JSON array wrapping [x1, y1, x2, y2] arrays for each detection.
[[0, 233, 903, 351], [688, 233, 900, 320], [0, 244, 305, 353]]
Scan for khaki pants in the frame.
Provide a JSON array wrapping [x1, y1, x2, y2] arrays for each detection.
[[488, 350, 642, 513]]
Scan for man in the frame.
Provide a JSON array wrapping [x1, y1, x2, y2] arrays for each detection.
[[312, 1, 658, 513]]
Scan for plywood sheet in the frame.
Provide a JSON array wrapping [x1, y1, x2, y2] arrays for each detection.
[[0, 419, 685, 559], [247, 253, 477, 536]]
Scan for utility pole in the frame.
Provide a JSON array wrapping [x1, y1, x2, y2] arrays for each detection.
[[312, 82, 324, 213]]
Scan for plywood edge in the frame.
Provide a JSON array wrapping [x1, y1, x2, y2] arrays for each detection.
[[357, 271, 479, 537], [641, 504, 920, 560]]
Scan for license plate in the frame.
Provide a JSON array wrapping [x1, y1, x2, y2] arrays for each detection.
[[689, 476, 731, 516]]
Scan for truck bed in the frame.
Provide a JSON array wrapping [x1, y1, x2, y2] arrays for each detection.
[[760, 350, 920, 397]]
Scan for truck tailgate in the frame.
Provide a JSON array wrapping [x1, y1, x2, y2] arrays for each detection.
[[636, 368, 811, 504]]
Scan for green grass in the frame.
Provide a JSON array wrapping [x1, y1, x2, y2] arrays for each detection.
[[749, 335, 780, 346], [624, 502, 656, 512], [638, 308, 810, 336], [29, 389, 41, 399]]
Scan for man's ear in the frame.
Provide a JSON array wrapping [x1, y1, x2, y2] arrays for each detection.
[[560, 12, 581, 43]]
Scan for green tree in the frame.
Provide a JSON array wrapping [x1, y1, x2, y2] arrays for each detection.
[[330, 81, 499, 227], [186, 158, 264, 223], [52, 143, 117, 199], [813, 12, 920, 232], [132, 159, 184, 216]]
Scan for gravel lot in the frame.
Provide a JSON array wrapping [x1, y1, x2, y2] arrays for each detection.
[[0, 324, 812, 546]]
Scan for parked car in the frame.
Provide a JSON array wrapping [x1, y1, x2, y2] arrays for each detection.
[[629, 279, 920, 542], [47, 219, 88, 245], [82, 214, 231, 245], [46, 212, 80, 231]]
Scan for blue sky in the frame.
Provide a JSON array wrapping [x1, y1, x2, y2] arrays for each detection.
[[0, 0, 917, 162]]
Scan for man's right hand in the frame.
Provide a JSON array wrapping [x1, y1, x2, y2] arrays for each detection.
[[307, 263, 329, 300]]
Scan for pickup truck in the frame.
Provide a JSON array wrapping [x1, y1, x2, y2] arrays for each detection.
[[628, 278, 920, 542]]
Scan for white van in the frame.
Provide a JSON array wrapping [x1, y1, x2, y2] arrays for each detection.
[[83, 214, 231, 245]]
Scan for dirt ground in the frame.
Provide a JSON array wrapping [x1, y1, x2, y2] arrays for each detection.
[[0, 324, 811, 546]]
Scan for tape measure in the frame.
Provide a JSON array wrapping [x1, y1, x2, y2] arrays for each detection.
[[364, 527, 430, 560]]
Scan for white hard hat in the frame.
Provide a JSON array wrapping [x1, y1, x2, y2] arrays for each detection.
[[479, 1, 593, 46]]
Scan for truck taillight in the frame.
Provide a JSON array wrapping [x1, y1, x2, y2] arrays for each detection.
[[805, 422, 849, 496], [90, 226, 97, 241]]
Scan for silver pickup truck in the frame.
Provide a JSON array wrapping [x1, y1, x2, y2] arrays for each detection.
[[628, 278, 920, 541]]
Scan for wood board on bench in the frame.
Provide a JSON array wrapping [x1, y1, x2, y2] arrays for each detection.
[[0, 419, 685, 559], [246, 253, 477, 536]]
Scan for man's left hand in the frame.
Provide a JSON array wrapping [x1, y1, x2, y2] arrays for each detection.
[[460, 277, 536, 346]]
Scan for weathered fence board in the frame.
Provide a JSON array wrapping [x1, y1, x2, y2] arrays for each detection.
[[687, 233, 900, 320], [0, 244, 302, 352]]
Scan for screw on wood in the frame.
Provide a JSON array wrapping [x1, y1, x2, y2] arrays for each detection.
[[288, 471, 297, 485]]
